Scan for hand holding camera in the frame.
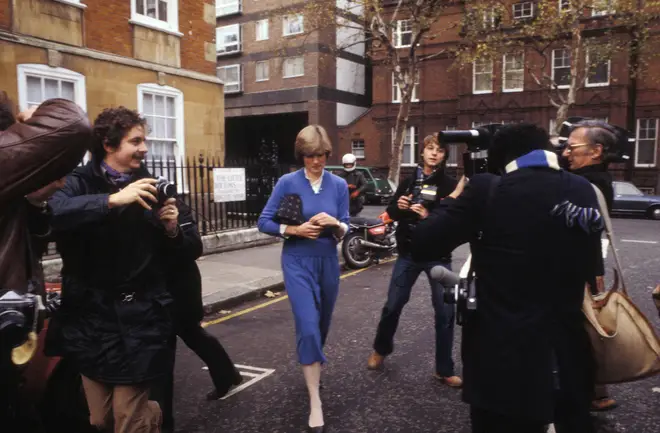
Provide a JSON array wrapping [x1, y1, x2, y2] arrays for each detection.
[[397, 194, 413, 210], [108, 178, 158, 210], [157, 198, 179, 236]]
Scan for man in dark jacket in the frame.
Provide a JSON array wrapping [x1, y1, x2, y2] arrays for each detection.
[[413, 124, 601, 433], [47, 107, 194, 433], [563, 120, 618, 412], [366, 134, 462, 387], [0, 97, 90, 432], [336, 153, 367, 216], [152, 202, 243, 433]]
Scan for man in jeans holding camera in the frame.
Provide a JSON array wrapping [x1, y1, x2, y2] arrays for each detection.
[[367, 134, 462, 387], [46, 107, 186, 433]]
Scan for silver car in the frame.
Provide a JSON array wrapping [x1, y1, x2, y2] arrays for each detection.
[[612, 181, 660, 220]]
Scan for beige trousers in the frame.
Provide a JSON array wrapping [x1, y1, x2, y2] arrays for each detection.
[[81, 375, 161, 433]]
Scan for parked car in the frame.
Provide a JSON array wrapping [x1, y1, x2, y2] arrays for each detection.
[[326, 166, 394, 204], [612, 181, 660, 220]]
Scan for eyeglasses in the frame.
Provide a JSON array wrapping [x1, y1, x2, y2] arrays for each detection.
[[563, 143, 590, 154]]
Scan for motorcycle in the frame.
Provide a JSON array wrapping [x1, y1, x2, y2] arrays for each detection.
[[341, 212, 397, 269]]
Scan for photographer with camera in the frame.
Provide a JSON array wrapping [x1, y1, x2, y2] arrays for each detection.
[[562, 120, 618, 412], [44, 107, 186, 433], [0, 94, 90, 431], [366, 135, 462, 387], [412, 124, 603, 433]]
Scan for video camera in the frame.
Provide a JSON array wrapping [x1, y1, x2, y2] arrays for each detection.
[[430, 257, 477, 326], [437, 124, 504, 178], [555, 117, 634, 164]]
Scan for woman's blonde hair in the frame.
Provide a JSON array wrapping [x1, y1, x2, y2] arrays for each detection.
[[294, 124, 332, 161]]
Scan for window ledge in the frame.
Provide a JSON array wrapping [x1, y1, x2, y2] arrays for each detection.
[[503, 88, 523, 93], [284, 74, 305, 79], [585, 82, 610, 88], [52, 0, 87, 9], [129, 19, 183, 37], [473, 90, 493, 95]]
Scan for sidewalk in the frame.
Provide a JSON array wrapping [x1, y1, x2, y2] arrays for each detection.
[[198, 241, 347, 314]]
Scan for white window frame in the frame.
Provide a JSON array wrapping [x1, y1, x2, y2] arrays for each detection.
[[283, 14, 304, 36], [559, 0, 570, 11], [351, 140, 365, 159], [256, 61, 269, 82], [586, 49, 610, 87], [130, 0, 180, 36], [503, 53, 524, 92], [443, 127, 459, 167], [137, 83, 186, 191], [552, 48, 571, 89], [392, 126, 418, 167], [16, 64, 87, 112], [216, 0, 242, 17], [483, 8, 496, 28], [216, 24, 242, 55], [513, 2, 534, 19], [52, 0, 87, 9], [592, 0, 616, 16], [473, 59, 493, 94], [283, 56, 305, 78], [394, 20, 412, 48], [635, 118, 658, 168], [217, 64, 243, 93], [392, 72, 419, 103], [255, 19, 269, 41]]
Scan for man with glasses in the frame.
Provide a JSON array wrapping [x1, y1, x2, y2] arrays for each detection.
[[563, 120, 617, 412]]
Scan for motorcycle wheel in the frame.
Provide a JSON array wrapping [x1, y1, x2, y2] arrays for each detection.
[[342, 232, 374, 269]]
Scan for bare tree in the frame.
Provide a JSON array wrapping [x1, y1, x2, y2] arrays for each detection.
[[276, 0, 453, 186], [457, 0, 660, 135]]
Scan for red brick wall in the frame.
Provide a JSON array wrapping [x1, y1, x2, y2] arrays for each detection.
[[84, 0, 132, 57], [0, 0, 11, 30], [180, 0, 215, 75]]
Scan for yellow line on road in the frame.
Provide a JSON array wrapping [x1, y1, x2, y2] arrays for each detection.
[[202, 258, 396, 328]]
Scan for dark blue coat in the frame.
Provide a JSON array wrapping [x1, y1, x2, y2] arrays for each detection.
[[412, 167, 602, 423], [45, 161, 201, 384]]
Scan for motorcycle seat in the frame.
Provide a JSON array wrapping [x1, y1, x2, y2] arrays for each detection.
[[349, 217, 384, 228]]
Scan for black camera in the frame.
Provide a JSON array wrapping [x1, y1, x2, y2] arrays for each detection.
[[556, 117, 634, 164], [430, 265, 477, 326], [155, 176, 177, 205], [437, 124, 504, 178], [408, 176, 439, 206], [0, 291, 39, 361]]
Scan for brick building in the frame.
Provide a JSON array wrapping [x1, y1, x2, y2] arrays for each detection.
[[215, 0, 370, 165], [0, 0, 225, 185], [337, 1, 660, 193]]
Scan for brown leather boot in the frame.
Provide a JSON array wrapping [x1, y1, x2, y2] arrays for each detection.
[[367, 352, 385, 370], [433, 373, 463, 388]]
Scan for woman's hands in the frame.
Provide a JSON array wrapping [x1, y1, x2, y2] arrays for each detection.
[[289, 213, 341, 240], [309, 212, 340, 228]]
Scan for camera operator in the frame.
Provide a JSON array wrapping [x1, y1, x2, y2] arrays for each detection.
[[0, 95, 90, 431], [45, 107, 185, 433], [563, 120, 618, 412], [337, 153, 367, 216], [412, 124, 602, 433], [366, 134, 462, 387]]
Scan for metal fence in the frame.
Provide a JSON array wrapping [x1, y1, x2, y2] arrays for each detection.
[[143, 155, 291, 236]]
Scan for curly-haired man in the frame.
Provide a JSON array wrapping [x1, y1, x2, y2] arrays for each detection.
[[46, 107, 201, 433]]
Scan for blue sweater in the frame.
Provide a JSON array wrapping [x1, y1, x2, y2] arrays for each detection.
[[258, 169, 350, 257]]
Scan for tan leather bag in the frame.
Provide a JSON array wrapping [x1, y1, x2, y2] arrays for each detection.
[[583, 185, 660, 384]]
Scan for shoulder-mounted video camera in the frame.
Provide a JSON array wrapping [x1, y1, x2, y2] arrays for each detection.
[[430, 260, 477, 326], [555, 117, 634, 164], [437, 124, 504, 178]]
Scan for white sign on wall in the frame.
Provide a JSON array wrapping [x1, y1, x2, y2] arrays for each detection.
[[213, 168, 246, 203]]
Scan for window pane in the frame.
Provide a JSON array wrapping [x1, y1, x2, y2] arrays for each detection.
[[137, 0, 145, 14], [26, 76, 42, 103], [638, 141, 656, 165], [61, 81, 75, 100], [146, 0, 157, 18], [154, 95, 165, 116], [143, 93, 154, 115], [44, 79, 59, 99], [166, 96, 175, 117], [589, 61, 609, 84], [158, 0, 168, 22], [154, 117, 166, 137], [555, 67, 570, 86], [167, 118, 176, 139]]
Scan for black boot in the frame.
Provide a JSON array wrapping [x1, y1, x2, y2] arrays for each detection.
[[206, 370, 243, 400]]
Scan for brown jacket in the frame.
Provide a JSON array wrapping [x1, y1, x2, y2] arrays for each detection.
[[0, 99, 90, 295]]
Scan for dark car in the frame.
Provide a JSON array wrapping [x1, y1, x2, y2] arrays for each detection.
[[612, 181, 660, 220], [326, 166, 394, 204]]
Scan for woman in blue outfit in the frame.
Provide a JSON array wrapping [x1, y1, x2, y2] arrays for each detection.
[[258, 125, 349, 433]]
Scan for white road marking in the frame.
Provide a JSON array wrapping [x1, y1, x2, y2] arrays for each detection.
[[621, 239, 658, 244], [221, 364, 275, 400], [652, 387, 660, 393]]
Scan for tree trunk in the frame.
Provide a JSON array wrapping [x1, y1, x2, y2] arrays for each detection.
[[387, 98, 412, 188], [555, 104, 570, 136]]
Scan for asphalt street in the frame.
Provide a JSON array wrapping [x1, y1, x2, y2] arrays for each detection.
[[171, 211, 660, 433]]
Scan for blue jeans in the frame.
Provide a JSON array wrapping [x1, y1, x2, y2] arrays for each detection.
[[373, 254, 456, 376]]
